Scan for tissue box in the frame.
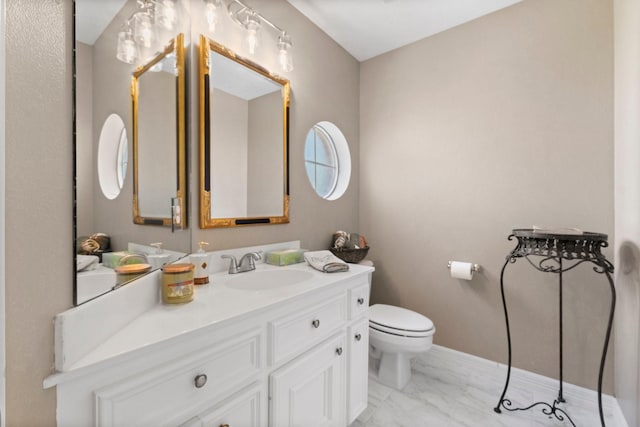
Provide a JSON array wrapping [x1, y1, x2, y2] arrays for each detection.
[[102, 251, 130, 269], [264, 249, 306, 266]]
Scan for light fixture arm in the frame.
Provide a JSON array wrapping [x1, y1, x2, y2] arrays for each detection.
[[227, 0, 285, 34]]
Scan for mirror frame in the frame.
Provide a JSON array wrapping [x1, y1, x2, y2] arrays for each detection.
[[198, 35, 291, 228], [132, 33, 187, 227]]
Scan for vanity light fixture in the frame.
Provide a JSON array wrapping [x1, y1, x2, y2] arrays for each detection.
[[243, 9, 261, 55], [278, 31, 293, 72], [206, 0, 294, 72], [116, 0, 180, 64]]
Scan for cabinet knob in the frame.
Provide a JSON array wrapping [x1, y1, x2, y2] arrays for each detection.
[[355, 333, 362, 342], [219, 425, 230, 427], [336, 347, 343, 356], [311, 319, 320, 328], [194, 374, 208, 388], [357, 297, 365, 305]]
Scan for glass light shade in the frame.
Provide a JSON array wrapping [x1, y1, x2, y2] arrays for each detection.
[[244, 12, 261, 55], [278, 33, 293, 72], [132, 11, 153, 48], [157, 0, 177, 31], [205, 0, 223, 33], [116, 30, 137, 64]]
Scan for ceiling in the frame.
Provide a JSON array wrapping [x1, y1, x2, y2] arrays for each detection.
[[76, 0, 127, 45], [76, 0, 523, 60], [285, 0, 523, 61]]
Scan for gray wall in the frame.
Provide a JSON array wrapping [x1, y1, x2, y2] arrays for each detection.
[[247, 91, 284, 217], [360, 0, 614, 392], [614, 0, 640, 424], [5, 0, 72, 424], [211, 88, 248, 217]]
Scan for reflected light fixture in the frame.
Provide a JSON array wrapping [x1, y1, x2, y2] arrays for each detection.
[[157, 0, 178, 31], [211, 0, 294, 72], [132, 9, 153, 48], [116, 0, 180, 64], [204, 0, 223, 33], [116, 26, 137, 64]]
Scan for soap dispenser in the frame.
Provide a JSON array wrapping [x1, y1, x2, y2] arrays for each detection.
[[147, 242, 171, 270], [191, 242, 211, 285]]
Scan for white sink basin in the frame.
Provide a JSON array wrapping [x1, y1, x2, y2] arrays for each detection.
[[225, 269, 314, 291]]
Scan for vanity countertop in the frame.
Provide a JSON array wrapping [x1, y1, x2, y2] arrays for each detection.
[[47, 262, 373, 385]]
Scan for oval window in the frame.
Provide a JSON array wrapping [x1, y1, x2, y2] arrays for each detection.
[[304, 121, 351, 200], [98, 114, 128, 200]]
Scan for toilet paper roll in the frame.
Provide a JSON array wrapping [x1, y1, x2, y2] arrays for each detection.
[[450, 261, 474, 280]]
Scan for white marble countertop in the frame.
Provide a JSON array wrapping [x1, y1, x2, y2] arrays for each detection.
[[46, 261, 373, 386]]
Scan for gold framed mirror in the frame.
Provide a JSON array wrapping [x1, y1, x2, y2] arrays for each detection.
[[132, 33, 187, 228], [199, 35, 290, 228]]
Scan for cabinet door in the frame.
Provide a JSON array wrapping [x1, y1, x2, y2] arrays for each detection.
[[179, 382, 266, 427], [270, 333, 346, 427], [347, 317, 369, 424]]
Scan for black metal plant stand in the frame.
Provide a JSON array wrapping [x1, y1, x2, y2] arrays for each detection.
[[494, 229, 615, 427]]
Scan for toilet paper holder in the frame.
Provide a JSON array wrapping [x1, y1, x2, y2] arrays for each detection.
[[447, 261, 481, 272]]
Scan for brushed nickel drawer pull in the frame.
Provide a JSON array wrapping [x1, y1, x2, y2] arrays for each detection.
[[194, 374, 207, 388]]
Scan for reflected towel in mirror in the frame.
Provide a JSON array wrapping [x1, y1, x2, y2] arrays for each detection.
[[77, 254, 100, 272]]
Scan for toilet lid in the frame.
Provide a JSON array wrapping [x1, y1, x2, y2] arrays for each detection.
[[369, 304, 434, 333]]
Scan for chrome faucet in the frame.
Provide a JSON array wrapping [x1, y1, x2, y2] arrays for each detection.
[[221, 252, 262, 274], [118, 253, 149, 266]]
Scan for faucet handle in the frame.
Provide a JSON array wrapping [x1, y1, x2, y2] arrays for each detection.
[[221, 254, 239, 274], [236, 252, 261, 272]]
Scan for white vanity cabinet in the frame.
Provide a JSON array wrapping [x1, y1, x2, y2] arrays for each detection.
[[48, 264, 373, 427], [270, 332, 347, 427]]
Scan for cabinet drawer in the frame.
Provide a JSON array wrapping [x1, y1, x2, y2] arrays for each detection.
[[269, 293, 346, 365], [179, 382, 266, 427], [95, 329, 262, 427], [348, 282, 370, 320]]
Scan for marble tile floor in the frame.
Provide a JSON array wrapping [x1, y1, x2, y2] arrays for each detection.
[[352, 345, 626, 427]]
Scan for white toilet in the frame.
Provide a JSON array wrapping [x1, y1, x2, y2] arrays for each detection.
[[369, 303, 435, 390]]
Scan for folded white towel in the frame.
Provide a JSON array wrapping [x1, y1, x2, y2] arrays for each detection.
[[77, 254, 100, 272], [304, 250, 349, 273]]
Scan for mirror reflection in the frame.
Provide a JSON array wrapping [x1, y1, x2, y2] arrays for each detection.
[[199, 36, 291, 228], [75, 0, 190, 305], [97, 113, 128, 200], [132, 34, 187, 228]]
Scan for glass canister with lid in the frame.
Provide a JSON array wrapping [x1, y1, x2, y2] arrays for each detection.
[[161, 263, 195, 304]]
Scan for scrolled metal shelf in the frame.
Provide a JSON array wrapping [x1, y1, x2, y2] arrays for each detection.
[[495, 229, 615, 427], [496, 398, 576, 427]]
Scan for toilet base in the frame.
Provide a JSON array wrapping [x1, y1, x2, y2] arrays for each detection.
[[377, 351, 412, 390]]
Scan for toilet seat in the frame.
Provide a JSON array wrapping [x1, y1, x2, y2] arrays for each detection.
[[369, 304, 435, 337]]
